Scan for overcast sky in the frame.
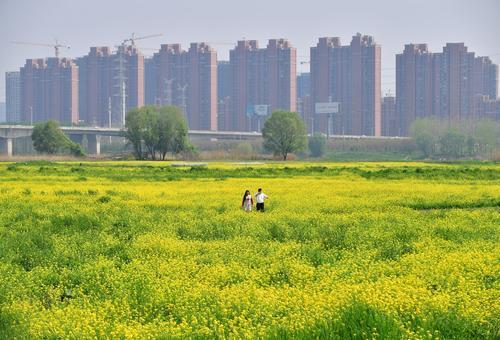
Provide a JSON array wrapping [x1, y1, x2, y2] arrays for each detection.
[[1, 0, 499, 101]]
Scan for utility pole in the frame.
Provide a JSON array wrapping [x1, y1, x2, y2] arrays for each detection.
[[113, 44, 127, 128]]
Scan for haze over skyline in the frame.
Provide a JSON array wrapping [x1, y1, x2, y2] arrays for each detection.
[[1, 0, 499, 102]]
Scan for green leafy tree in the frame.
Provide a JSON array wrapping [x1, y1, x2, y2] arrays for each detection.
[[410, 118, 438, 158], [124, 108, 147, 159], [308, 133, 327, 158], [157, 106, 189, 160], [262, 110, 307, 160], [475, 120, 498, 155], [124, 106, 189, 160], [439, 129, 466, 158], [142, 107, 160, 160], [31, 120, 85, 156]]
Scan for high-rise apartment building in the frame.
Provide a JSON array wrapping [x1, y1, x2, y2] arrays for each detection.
[[310, 34, 381, 136], [77, 47, 113, 126], [77, 45, 144, 127], [439, 43, 476, 121], [297, 73, 312, 133], [395, 44, 435, 135], [187, 42, 217, 130], [473, 56, 498, 100], [152, 44, 188, 109], [119, 45, 145, 123], [229, 39, 296, 132], [6, 71, 21, 122], [20, 58, 78, 125], [396, 43, 498, 135], [151, 42, 217, 130]]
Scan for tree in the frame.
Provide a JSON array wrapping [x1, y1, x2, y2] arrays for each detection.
[[157, 106, 188, 160], [475, 119, 499, 155], [32, 120, 85, 156], [308, 133, 327, 158], [410, 118, 439, 158], [262, 110, 307, 160], [439, 128, 466, 158], [124, 105, 189, 160]]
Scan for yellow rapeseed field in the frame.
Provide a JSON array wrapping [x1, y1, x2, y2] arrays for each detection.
[[0, 161, 498, 338]]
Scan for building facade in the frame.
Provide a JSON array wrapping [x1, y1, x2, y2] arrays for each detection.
[[187, 42, 217, 130], [144, 57, 156, 106], [120, 45, 145, 125], [77, 45, 145, 127], [20, 58, 79, 125], [77, 47, 113, 126], [381, 95, 397, 136], [396, 43, 498, 135], [473, 95, 500, 121], [297, 73, 312, 133], [395, 44, 435, 136], [6, 71, 21, 122], [310, 34, 381, 136], [152, 44, 188, 109], [217, 61, 232, 131], [151, 42, 217, 130], [229, 39, 296, 132]]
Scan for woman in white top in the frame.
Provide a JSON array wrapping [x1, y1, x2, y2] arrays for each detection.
[[242, 190, 253, 212]]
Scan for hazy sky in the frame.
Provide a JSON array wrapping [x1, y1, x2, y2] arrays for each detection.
[[1, 0, 499, 101]]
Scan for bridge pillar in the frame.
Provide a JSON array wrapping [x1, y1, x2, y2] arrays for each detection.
[[69, 134, 84, 145], [87, 134, 101, 156], [0, 137, 13, 157]]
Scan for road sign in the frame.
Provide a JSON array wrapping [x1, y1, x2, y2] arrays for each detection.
[[246, 104, 254, 118], [315, 102, 339, 114], [254, 105, 268, 116]]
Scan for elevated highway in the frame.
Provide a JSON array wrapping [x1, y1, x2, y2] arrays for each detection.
[[0, 125, 409, 157]]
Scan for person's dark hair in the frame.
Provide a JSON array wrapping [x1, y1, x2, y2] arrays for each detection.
[[258, 188, 262, 192], [242, 190, 250, 205]]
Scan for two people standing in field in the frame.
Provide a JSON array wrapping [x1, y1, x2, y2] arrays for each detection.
[[242, 188, 269, 212]]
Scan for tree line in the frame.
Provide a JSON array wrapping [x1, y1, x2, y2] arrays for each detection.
[[410, 118, 499, 159], [30, 107, 498, 161]]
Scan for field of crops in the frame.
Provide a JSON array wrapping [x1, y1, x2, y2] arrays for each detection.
[[0, 161, 499, 338]]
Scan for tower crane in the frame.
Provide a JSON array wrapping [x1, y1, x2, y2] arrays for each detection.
[[11, 39, 70, 58], [122, 33, 163, 47]]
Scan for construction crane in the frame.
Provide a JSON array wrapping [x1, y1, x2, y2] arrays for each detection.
[[122, 33, 163, 47], [11, 39, 70, 58]]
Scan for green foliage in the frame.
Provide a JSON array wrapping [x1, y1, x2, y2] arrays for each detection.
[[308, 133, 327, 158], [31, 120, 85, 156], [410, 118, 500, 159], [410, 118, 439, 157], [262, 110, 307, 160], [439, 128, 466, 158], [124, 106, 189, 160]]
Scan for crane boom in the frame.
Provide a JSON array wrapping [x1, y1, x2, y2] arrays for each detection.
[[11, 39, 70, 58], [123, 33, 163, 46]]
